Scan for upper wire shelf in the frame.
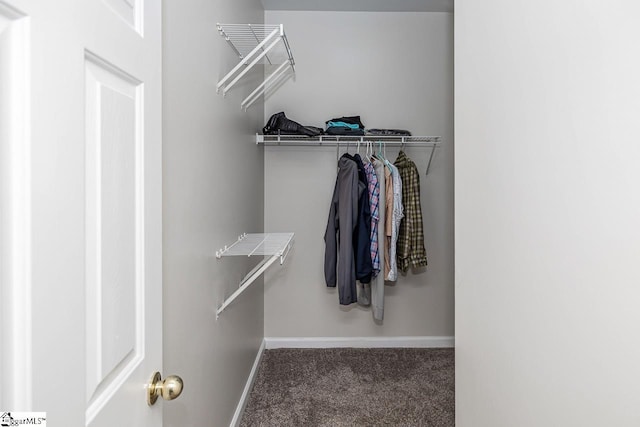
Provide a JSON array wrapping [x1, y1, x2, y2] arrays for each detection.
[[256, 134, 442, 175], [216, 24, 295, 111], [217, 24, 293, 64], [256, 134, 440, 144]]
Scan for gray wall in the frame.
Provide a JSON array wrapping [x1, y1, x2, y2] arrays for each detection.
[[456, 0, 640, 425], [263, 11, 454, 337], [162, 1, 265, 426]]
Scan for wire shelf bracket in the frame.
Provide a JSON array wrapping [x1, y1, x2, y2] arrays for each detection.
[[215, 232, 294, 318], [216, 23, 295, 111]]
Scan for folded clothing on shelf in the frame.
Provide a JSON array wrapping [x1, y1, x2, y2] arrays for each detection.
[[263, 111, 324, 137], [325, 115, 365, 136], [326, 127, 365, 136], [365, 129, 412, 136], [326, 121, 361, 130]]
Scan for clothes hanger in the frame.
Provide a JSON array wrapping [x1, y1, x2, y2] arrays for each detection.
[[373, 141, 391, 170], [375, 140, 385, 161], [384, 142, 394, 170], [361, 141, 370, 163], [382, 142, 391, 169]]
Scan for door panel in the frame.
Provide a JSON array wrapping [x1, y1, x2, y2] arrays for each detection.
[[84, 53, 146, 424], [102, 0, 141, 33]]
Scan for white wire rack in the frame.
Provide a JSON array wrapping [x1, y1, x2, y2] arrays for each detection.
[[216, 23, 295, 111], [215, 232, 294, 318], [256, 134, 442, 175], [256, 134, 440, 144]]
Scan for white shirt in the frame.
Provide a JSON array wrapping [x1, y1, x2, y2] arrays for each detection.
[[386, 163, 403, 281]]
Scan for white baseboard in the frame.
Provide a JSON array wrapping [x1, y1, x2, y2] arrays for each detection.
[[264, 336, 455, 349], [229, 339, 266, 427]]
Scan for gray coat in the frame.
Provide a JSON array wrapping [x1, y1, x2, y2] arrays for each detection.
[[324, 156, 360, 305], [371, 158, 387, 320]]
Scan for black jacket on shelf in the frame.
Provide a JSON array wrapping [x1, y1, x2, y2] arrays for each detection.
[[263, 111, 323, 137]]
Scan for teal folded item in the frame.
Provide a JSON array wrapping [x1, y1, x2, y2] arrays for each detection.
[[327, 121, 360, 130]]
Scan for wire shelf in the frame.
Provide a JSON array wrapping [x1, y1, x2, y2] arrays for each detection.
[[257, 134, 441, 145], [215, 232, 294, 318], [216, 232, 294, 259], [217, 24, 293, 65], [216, 23, 295, 110], [256, 134, 442, 175]]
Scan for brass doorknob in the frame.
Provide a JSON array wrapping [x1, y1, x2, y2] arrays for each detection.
[[147, 371, 184, 406]]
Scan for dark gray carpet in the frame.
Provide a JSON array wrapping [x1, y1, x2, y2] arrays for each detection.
[[240, 348, 454, 426]]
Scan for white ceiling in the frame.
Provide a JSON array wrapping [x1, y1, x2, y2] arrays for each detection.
[[261, 0, 453, 13]]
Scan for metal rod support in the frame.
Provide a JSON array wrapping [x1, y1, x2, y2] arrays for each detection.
[[426, 144, 437, 175], [216, 26, 280, 93], [216, 254, 280, 318], [249, 24, 272, 65], [241, 61, 291, 110], [223, 36, 283, 97]]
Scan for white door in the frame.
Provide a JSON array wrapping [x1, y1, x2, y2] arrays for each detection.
[[0, 0, 166, 426]]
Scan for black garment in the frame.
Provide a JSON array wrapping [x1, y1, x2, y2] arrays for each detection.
[[365, 128, 412, 136], [325, 127, 365, 136], [263, 111, 323, 136], [343, 153, 373, 284]]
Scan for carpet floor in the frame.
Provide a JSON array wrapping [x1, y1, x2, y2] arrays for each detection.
[[240, 347, 455, 426]]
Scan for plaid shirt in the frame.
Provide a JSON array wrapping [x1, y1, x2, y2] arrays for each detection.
[[394, 151, 428, 271], [364, 162, 380, 276]]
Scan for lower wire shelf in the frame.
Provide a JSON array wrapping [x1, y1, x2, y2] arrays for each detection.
[[215, 232, 294, 318]]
